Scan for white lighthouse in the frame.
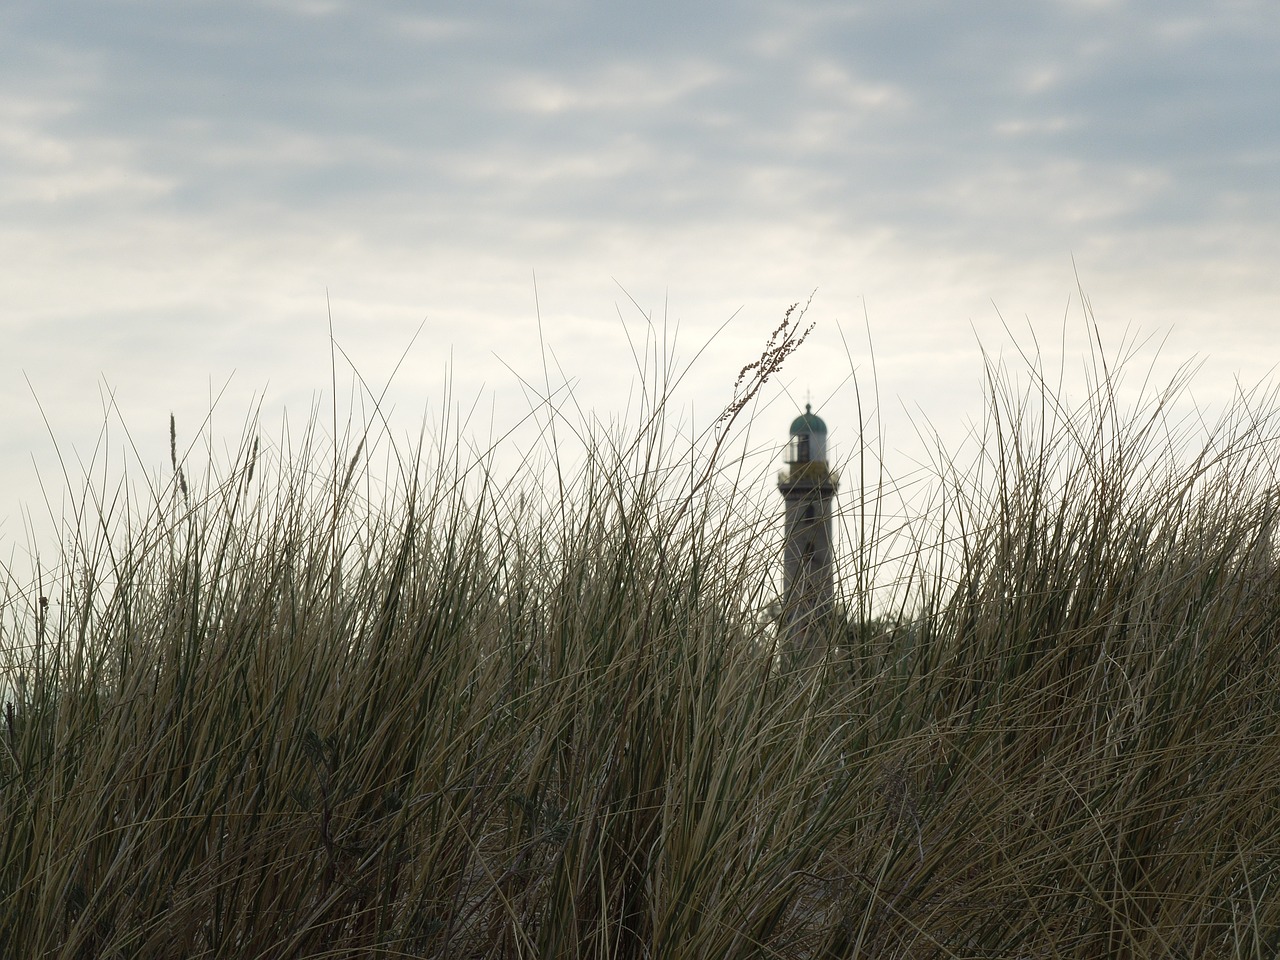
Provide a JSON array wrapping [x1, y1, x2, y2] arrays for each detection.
[[777, 404, 839, 659]]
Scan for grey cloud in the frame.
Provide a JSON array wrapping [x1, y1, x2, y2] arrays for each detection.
[[7, 0, 1271, 246], [1, 0, 1277, 499]]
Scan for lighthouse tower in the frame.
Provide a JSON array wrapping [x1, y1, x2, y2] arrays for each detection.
[[778, 404, 839, 658]]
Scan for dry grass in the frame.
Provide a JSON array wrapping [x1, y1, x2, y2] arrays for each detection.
[[2, 310, 1279, 958]]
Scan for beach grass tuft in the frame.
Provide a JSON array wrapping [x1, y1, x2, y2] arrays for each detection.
[[2, 311, 1279, 958]]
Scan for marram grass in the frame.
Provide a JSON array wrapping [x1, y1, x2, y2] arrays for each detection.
[[2, 320, 1280, 959]]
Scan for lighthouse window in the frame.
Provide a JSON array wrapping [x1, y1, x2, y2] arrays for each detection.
[[804, 505, 815, 520], [796, 435, 810, 461]]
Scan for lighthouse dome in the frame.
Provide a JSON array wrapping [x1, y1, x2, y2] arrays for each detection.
[[786, 404, 829, 464], [789, 404, 827, 436]]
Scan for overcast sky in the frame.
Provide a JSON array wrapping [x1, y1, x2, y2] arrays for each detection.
[[3, 0, 1279, 560]]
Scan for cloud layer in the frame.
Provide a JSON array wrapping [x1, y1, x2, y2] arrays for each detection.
[[2, 0, 1278, 547]]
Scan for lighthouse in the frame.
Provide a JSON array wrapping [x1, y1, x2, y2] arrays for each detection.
[[778, 404, 839, 659]]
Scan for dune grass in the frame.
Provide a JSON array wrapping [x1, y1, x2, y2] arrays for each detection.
[[2, 312, 1280, 958]]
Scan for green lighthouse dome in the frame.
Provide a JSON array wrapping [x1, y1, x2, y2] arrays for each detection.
[[785, 404, 830, 466], [789, 404, 827, 436]]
